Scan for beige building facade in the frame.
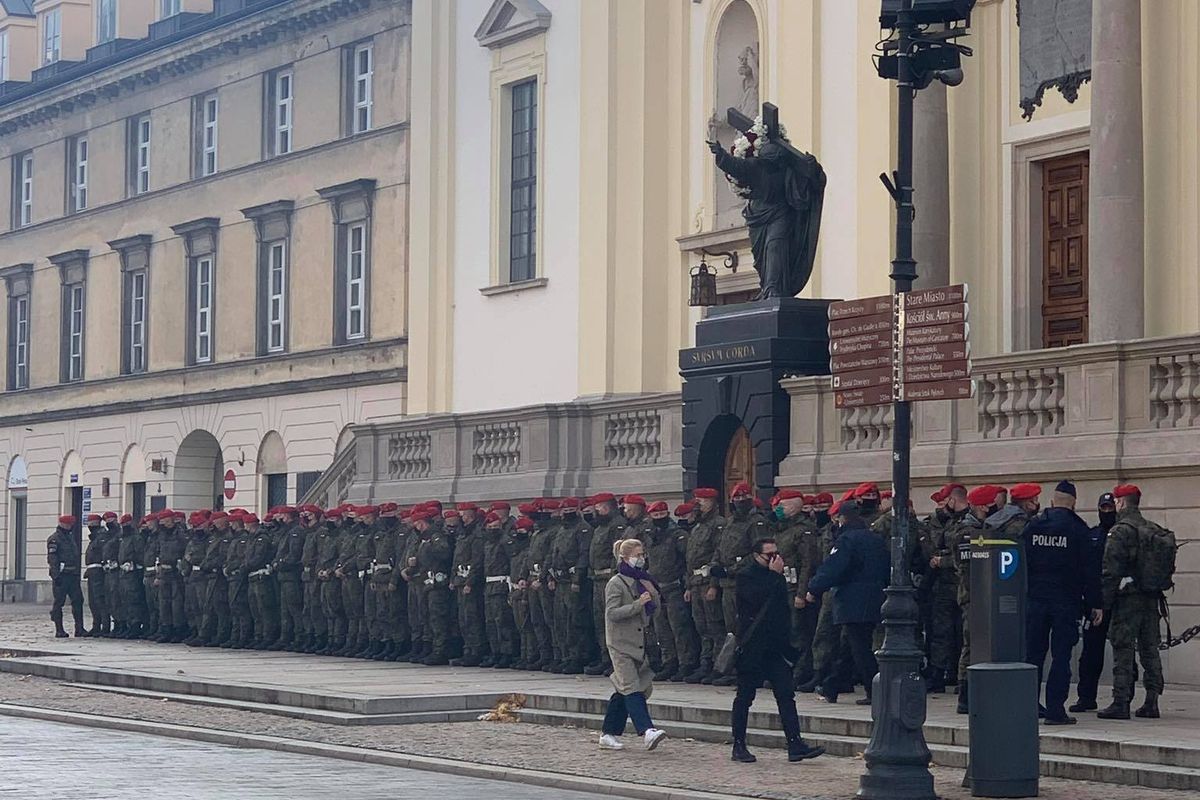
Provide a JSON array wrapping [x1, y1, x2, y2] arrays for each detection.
[[0, 0, 410, 597]]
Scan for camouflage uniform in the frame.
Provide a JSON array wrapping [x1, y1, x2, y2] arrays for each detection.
[[387, 523, 413, 657], [585, 512, 626, 670], [351, 519, 377, 656], [482, 524, 517, 666], [1102, 508, 1165, 705], [224, 526, 253, 647], [946, 512, 986, 684], [244, 524, 280, 648], [646, 516, 698, 678], [300, 521, 326, 650], [272, 519, 306, 648], [549, 512, 592, 671], [102, 524, 123, 635], [922, 508, 962, 684], [811, 522, 855, 691], [716, 507, 768, 634], [200, 525, 232, 645], [336, 520, 368, 655], [181, 526, 210, 641], [508, 528, 535, 667], [417, 521, 455, 664], [527, 517, 558, 669], [117, 523, 147, 637], [155, 524, 187, 641], [777, 511, 822, 683], [47, 524, 85, 637], [684, 505, 725, 680], [83, 527, 109, 635], [450, 518, 487, 665], [316, 520, 345, 652], [367, 518, 399, 657], [141, 526, 161, 637], [402, 526, 427, 659]]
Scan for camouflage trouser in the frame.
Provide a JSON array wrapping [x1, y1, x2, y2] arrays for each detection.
[[813, 594, 854, 685], [105, 570, 122, 626], [144, 575, 160, 632], [363, 578, 379, 639], [423, 584, 453, 657], [341, 575, 365, 644], [511, 588, 535, 662], [591, 577, 613, 665], [1109, 594, 1164, 702], [185, 576, 207, 634], [485, 586, 517, 658], [205, 576, 229, 641], [719, 578, 739, 635], [407, 580, 425, 647], [229, 578, 252, 642], [249, 577, 280, 643], [530, 584, 556, 664], [456, 585, 486, 658], [687, 582, 725, 665], [554, 581, 588, 664], [120, 573, 147, 625], [958, 602, 971, 683], [790, 601, 819, 681], [320, 577, 345, 641], [304, 578, 326, 637], [388, 582, 410, 645], [277, 578, 303, 642], [369, 579, 392, 642], [158, 575, 185, 630], [654, 582, 699, 670], [85, 574, 107, 628], [928, 585, 960, 674]]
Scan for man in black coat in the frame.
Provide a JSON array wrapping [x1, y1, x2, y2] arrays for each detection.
[[1071, 492, 1118, 713], [730, 537, 826, 765], [807, 500, 889, 705]]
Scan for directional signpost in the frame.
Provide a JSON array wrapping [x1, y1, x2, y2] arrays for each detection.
[[828, 284, 973, 407]]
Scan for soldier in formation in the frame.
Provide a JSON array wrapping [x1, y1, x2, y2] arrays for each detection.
[[51, 479, 1173, 724]]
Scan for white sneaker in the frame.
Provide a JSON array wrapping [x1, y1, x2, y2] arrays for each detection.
[[643, 728, 667, 751], [599, 734, 625, 750]]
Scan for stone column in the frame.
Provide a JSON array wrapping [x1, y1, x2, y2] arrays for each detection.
[[912, 82, 950, 289], [1088, 0, 1144, 341]]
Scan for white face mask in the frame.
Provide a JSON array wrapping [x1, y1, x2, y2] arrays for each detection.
[[627, 556, 646, 570]]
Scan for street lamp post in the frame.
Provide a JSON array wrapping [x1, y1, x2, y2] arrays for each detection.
[[859, 1, 972, 798]]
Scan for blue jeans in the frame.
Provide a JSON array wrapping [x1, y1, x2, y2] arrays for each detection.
[[1026, 598, 1081, 718], [602, 691, 653, 736]]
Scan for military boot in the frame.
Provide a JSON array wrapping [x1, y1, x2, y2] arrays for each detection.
[[583, 660, 607, 676], [731, 740, 757, 763], [1097, 700, 1131, 720], [53, 617, 69, 638], [478, 655, 496, 668], [74, 619, 89, 638], [654, 660, 679, 682], [1134, 692, 1160, 719], [560, 660, 584, 675], [684, 662, 710, 684], [713, 672, 737, 687], [671, 664, 694, 682]]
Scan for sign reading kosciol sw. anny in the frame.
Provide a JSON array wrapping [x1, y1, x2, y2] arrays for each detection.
[[827, 284, 974, 408]]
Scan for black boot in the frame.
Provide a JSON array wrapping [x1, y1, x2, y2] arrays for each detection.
[[925, 669, 946, 694], [956, 677, 969, 714], [654, 661, 679, 682], [731, 740, 757, 763], [1068, 698, 1097, 713], [1135, 692, 1160, 719], [1097, 699, 1131, 720], [53, 615, 68, 638], [787, 737, 826, 762], [74, 619, 88, 638]]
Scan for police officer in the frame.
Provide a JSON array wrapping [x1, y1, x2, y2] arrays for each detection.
[[47, 515, 86, 638], [1071, 492, 1118, 713], [1098, 484, 1167, 720], [712, 482, 767, 687], [1019, 481, 1102, 725]]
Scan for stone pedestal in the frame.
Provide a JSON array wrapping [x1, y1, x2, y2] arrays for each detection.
[[679, 298, 832, 501]]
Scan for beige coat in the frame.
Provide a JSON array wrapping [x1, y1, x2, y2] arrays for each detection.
[[605, 573, 658, 696]]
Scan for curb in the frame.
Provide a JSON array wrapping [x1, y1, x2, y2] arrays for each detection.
[[0, 703, 748, 800]]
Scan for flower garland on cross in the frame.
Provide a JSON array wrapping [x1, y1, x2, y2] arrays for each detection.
[[726, 115, 789, 199]]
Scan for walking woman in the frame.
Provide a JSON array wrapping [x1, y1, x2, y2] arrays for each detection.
[[599, 538, 668, 751]]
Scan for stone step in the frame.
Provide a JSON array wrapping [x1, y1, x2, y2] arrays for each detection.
[[520, 691, 1200, 770], [63, 684, 490, 726], [518, 706, 1200, 791], [0, 656, 505, 716]]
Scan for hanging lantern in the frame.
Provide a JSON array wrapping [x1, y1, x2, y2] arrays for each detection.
[[689, 259, 718, 307]]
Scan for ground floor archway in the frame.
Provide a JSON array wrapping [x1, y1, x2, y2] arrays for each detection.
[[174, 430, 223, 512]]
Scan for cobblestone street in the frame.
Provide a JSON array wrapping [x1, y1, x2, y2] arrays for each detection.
[[1, 604, 1195, 800]]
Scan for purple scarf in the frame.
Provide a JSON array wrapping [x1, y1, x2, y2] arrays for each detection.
[[618, 560, 661, 616]]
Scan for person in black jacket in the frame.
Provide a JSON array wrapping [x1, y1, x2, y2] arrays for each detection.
[[1020, 480, 1103, 725], [730, 538, 825, 765], [1070, 492, 1117, 713], [806, 500, 889, 705]]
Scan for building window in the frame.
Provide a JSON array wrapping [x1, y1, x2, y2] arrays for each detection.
[[191, 256, 213, 363], [160, 0, 180, 19], [128, 114, 151, 196], [8, 294, 29, 390], [61, 284, 85, 383], [125, 270, 148, 374], [267, 69, 294, 157], [350, 42, 373, 134], [344, 224, 367, 340], [42, 8, 61, 65], [265, 241, 287, 352], [0, 31, 9, 82], [98, 0, 117, 44], [68, 137, 89, 213], [196, 93, 218, 177], [508, 79, 538, 283], [12, 153, 33, 229]]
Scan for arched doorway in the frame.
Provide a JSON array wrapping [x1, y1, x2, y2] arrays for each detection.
[[257, 431, 288, 512], [697, 414, 756, 512], [174, 430, 223, 512], [7, 456, 28, 580], [723, 424, 755, 501]]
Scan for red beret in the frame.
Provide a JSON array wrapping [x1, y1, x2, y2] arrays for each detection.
[[102, 511, 118, 521], [517, 503, 538, 515], [590, 492, 616, 505], [622, 494, 646, 507], [410, 510, 433, 523], [881, 490, 894, 500], [279, 506, 296, 515], [753, 497, 765, 508], [814, 492, 834, 505], [159, 509, 173, 518], [1009, 483, 1042, 502], [647, 500, 669, 514], [488, 500, 511, 511], [930, 488, 947, 503], [455, 502, 478, 512], [86, 514, 102, 524], [173, 511, 186, 520], [378, 502, 398, 514], [324, 508, 343, 520], [542, 499, 561, 510], [854, 482, 880, 498], [244, 513, 260, 525], [484, 511, 500, 524], [559, 497, 580, 509], [443, 509, 460, 520], [730, 482, 752, 498], [59, 515, 76, 527], [209, 511, 228, 522], [1113, 484, 1141, 499], [515, 516, 534, 531], [693, 487, 718, 500], [841, 489, 857, 502], [424, 500, 444, 513], [119, 513, 133, 524], [776, 488, 805, 501], [967, 485, 1002, 507], [829, 502, 842, 517], [674, 503, 694, 517], [359, 505, 379, 516]]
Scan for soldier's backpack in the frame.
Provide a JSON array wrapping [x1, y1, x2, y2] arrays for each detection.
[[1136, 520, 1177, 593]]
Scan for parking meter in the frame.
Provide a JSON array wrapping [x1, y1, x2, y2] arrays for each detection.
[[970, 536, 1026, 663]]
